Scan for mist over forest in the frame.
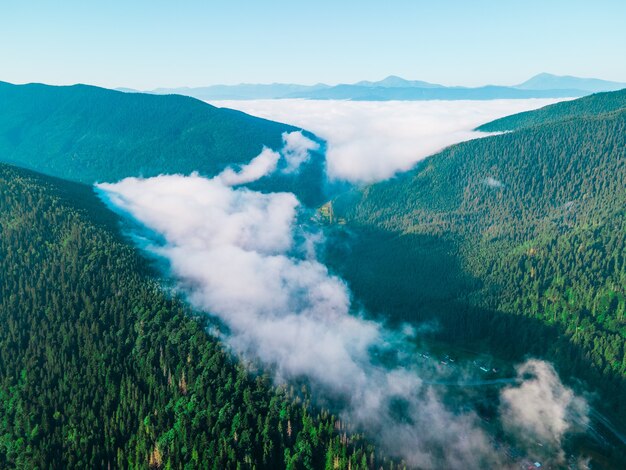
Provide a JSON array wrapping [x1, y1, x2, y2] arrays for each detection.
[[1, 2, 626, 468]]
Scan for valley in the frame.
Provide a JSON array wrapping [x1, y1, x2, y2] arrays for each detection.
[[0, 82, 624, 468], [4, 2, 626, 468]]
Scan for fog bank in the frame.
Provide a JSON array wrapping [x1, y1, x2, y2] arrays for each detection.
[[210, 98, 566, 182]]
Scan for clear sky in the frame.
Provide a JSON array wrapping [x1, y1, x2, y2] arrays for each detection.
[[2, 0, 625, 89]]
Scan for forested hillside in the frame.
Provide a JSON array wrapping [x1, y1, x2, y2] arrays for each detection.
[[0, 81, 326, 206], [477, 88, 626, 131], [0, 163, 386, 469], [329, 93, 626, 429]]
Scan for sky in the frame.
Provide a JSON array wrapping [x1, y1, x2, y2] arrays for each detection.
[[2, 0, 626, 89]]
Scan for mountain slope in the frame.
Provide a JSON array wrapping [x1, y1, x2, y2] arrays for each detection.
[[477, 88, 626, 132], [517, 73, 626, 93], [0, 162, 382, 469], [329, 91, 626, 432], [0, 81, 326, 206]]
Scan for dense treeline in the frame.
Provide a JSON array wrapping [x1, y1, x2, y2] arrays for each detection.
[[0, 81, 326, 206], [0, 164, 390, 469], [330, 96, 626, 426]]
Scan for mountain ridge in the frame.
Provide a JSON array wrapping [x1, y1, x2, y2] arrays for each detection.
[[125, 73, 626, 101]]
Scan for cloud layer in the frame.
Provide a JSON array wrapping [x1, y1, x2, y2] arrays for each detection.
[[209, 98, 567, 182]]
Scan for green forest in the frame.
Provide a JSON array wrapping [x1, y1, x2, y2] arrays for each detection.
[[0, 164, 390, 469], [330, 91, 626, 428]]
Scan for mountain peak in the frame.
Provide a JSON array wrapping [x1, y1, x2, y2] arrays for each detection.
[[354, 76, 443, 89], [378, 75, 410, 86], [517, 73, 626, 92]]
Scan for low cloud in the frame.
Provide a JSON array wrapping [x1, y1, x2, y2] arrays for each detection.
[[209, 98, 567, 182], [484, 176, 504, 188], [98, 169, 589, 468], [218, 147, 280, 186], [280, 130, 320, 173], [500, 360, 589, 447], [218, 130, 318, 186]]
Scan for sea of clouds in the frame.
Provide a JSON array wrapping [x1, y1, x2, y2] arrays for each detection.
[[97, 126, 589, 467], [209, 98, 566, 182]]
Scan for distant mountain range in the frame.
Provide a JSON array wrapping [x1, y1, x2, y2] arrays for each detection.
[[119, 73, 626, 101]]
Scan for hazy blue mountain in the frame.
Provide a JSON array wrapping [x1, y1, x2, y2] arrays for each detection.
[[132, 74, 621, 101], [149, 82, 330, 100], [517, 73, 626, 93], [143, 76, 443, 101], [293, 84, 584, 101], [0, 81, 327, 206], [353, 75, 443, 88]]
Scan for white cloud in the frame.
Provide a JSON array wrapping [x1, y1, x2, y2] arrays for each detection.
[[216, 130, 319, 186], [484, 176, 504, 188], [97, 171, 589, 468], [98, 174, 374, 388], [280, 130, 320, 173], [218, 147, 280, 186], [500, 360, 589, 447], [209, 98, 567, 182]]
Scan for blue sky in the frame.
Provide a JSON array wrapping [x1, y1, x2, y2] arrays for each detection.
[[2, 0, 625, 89]]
